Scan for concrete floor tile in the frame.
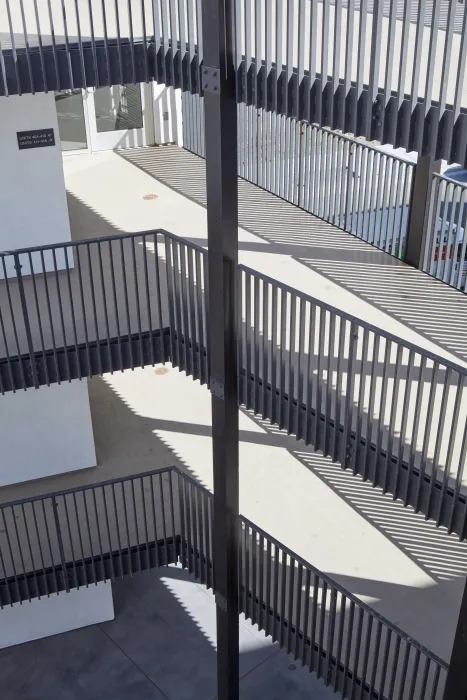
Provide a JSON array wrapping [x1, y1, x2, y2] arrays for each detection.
[[101, 576, 219, 700], [238, 651, 338, 700], [104, 572, 279, 700], [0, 622, 166, 700]]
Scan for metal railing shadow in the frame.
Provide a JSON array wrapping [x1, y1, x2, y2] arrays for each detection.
[[118, 145, 467, 367], [3, 224, 467, 539]]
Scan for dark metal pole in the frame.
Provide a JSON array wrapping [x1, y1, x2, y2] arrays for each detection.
[[405, 154, 441, 268], [443, 576, 467, 700], [201, 2, 239, 700]]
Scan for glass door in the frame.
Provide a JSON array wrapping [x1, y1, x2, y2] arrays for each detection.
[[55, 89, 90, 153], [85, 83, 151, 151]]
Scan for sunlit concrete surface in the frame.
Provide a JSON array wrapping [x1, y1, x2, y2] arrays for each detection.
[[64, 145, 467, 367], [1, 145, 467, 670], [0, 565, 335, 700], [0, 364, 466, 667], [60, 146, 467, 495]]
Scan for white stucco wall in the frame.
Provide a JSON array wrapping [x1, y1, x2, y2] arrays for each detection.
[[0, 582, 114, 648], [0, 93, 72, 276], [0, 379, 96, 487]]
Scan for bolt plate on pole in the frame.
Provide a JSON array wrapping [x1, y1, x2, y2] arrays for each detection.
[[210, 378, 225, 400], [202, 66, 221, 94]]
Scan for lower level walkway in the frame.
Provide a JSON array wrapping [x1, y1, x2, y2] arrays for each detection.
[[0, 565, 334, 700], [1, 365, 465, 669]]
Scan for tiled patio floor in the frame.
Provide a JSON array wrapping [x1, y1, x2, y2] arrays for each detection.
[[0, 566, 335, 700]]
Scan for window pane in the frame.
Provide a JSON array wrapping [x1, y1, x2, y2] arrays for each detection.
[[94, 85, 143, 133], [55, 90, 88, 151]]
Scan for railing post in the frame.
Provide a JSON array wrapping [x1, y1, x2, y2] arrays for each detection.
[[201, 2, 239, 700], [443, 575, 467, 700], [13, 252, 39, 389], [405, 154, 441, 268], [52, 496, 70, 593]]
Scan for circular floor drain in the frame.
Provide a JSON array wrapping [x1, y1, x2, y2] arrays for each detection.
[[154, 367, 169, 376], [143, 193, 158, 200], [287, 663, 297, 672]]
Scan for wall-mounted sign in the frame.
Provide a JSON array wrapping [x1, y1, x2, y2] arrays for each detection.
[[17, 128, 55, 150]]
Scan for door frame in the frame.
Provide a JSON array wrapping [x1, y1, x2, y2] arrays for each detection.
[[85, 83, 154, 152], [60, 83, 154, 155]]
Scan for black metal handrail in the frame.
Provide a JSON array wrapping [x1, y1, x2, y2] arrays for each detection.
[[0, 464, 448, 699], [2, 227, 467, 539]]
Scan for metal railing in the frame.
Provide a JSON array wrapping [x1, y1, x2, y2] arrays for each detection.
[[166, 234, 467, 540], [423, 173, 467, 291], [0, 468, 180, 605], [0, 465, 447, 699], [183, 94, 414, 260], [0, 0, 201, 95], [0, 228, 209, 392], [236, 513, 447, 700], [1, 0, 467, 164], [230, 0, 467, 162], [3, 228, 467, 537], [0, 229, 182, 390], [234, 264, 467, 538]]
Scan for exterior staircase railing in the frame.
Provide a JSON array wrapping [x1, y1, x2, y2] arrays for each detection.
[[2, 228, 467, 539], [0, 464, 448, 699]]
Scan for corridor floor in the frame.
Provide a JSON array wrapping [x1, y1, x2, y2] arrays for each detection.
[[0, 566, 334, 700]]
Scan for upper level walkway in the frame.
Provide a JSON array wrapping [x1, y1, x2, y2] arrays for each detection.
[[1, 0, 466, 163], [62, 142, 467, 369], [2, 143, 467, 677]]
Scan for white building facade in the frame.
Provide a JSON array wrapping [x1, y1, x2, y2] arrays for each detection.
[[0, 81, 182, 647]]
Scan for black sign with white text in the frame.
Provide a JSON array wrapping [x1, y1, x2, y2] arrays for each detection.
[[17, 128, 55, 150]]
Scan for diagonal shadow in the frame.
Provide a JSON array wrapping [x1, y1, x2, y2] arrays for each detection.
[[83, 372, 466, 664], [118, 145, 467, 365], [62, 178, 467, 523], [0, 560, 290, 700]]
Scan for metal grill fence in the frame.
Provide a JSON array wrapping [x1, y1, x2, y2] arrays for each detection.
[[423, 172, 467, 291], [183, 93, 414, 260], [0, 468, 180, 605], [0, 465, 448, 699], [0, 229, 177, 390], [231, 0, 467, 162], [1, 0, 467, 163], [3, 228, 467, 538], [166, 233, 467, 540], [234, 264, 467, 539]]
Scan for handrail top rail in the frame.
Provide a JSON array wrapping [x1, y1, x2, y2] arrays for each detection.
[[316, 125, 416, 165], [433, 172, 467, 190], [0, 466, 175, 508], [238, 263, 467, 378], [0, 227, 207, 258]]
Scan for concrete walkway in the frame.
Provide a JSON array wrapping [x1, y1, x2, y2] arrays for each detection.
[[61, 146, 467, 663], [2, 145, 467, 669], [66, 145, 467, 368], [0, 565, 335, 700]]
